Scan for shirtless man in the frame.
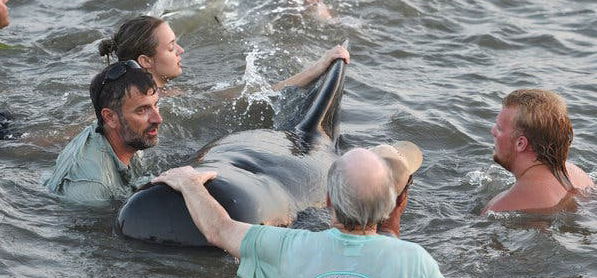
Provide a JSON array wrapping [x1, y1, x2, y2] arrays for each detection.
[[483, 89, 594, 214], [1, 0, 11, 138], [0, 0, 9, 29]]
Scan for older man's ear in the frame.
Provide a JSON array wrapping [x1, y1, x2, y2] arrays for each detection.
[[377, 187, 410, 237]]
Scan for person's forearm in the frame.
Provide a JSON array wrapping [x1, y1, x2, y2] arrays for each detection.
[[272, 65, 321, 91], [272, 45, 349, 91], [180, 185, 250, 258]]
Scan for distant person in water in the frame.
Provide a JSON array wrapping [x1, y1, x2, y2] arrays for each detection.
[[44, 61, 162, 202], [0, 0, 9, 29], [0, 0, 11, 139], [483, 89, 594, 214], [98, 16, 349, 95], [153, 144, 443, 277], [304, 0, 333, 21]]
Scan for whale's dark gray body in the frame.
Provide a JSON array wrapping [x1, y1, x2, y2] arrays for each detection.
[[116, 45, 348, 247]]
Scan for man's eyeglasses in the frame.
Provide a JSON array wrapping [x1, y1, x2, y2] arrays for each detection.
[[95, 60, 142, 107], [401, 175, 413, 194]]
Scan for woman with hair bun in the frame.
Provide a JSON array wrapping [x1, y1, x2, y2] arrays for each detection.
[[99, 16, 183, 90], [99, 15, 349, 94]]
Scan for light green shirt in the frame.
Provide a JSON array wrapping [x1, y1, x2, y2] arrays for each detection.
[[44, 123, 145, 202], [238, 225, 444, 278]]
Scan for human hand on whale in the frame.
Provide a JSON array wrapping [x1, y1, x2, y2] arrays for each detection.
[[272, 44, 350, 90], [152, 166, 250, 257], [313, 45, 350, 73], [152, 166, 216, 194]]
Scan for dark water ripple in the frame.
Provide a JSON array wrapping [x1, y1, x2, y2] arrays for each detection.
[[1, 0, 596, 277]]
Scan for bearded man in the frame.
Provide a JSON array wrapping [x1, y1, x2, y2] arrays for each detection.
[[45, 61, 162, 202], [483, 89, 594, 214]]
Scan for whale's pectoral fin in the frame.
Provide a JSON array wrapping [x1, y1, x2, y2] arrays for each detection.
[[295, 40, 349, 140], [116, 183, 209, 246]]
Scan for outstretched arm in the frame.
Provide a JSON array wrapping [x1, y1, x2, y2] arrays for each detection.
[[272, 45, 350, 91], [152, 166, 251, 258]]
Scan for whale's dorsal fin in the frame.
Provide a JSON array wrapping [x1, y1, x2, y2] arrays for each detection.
[[295, 40, 349, 141]]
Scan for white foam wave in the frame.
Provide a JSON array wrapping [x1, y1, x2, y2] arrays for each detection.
[[238, 44, 278, 105], [465, 170, 492, 186], [485, 210, 521, 220], [465, 164, 514, 187], [148, 0, 207, 17]]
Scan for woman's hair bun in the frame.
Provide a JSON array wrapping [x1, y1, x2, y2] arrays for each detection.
[[98, 38, 117, 57]]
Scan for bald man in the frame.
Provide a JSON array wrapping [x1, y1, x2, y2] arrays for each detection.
[[154, 143, 443, 277]]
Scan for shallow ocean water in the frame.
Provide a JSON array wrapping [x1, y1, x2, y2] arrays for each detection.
[[0, 0, 596, 277]]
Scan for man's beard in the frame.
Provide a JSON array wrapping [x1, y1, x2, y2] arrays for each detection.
[[120, 118, 159, 150], [493, 151, 512, 172]]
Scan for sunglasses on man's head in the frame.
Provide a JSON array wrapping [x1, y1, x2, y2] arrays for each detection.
[[103, 60, 142, 83], [95, 60, 142, 107]]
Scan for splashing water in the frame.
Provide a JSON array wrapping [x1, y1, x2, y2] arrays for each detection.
[[234, 44, 279, 111], [465, 170, 493, 186], [149, 0, 207, 17]]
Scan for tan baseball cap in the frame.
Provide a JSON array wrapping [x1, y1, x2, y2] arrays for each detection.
[[369, 141, 423, 194]]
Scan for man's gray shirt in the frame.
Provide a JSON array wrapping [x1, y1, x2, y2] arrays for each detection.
[[44, 123, 145, 202]]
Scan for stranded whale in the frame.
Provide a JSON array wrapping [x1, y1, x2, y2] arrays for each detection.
[[116, 41, 349, 246]]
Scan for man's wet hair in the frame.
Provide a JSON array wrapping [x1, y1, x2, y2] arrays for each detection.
[[503, 89, 574, 190], [89, 63, 157, 134]]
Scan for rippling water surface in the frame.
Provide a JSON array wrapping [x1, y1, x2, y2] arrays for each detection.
[[1, 0, 596, 277]]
